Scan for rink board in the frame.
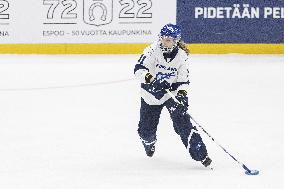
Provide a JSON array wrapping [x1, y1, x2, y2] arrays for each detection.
[[0, 44, 283, 54], [177, 0, 284, 44], [0, 0, 283, 54]]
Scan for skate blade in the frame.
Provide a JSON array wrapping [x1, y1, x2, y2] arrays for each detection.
[[206, 165, 214, 171]]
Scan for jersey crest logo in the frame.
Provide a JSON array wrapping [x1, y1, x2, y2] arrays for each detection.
[[156, 72, 175, 80]]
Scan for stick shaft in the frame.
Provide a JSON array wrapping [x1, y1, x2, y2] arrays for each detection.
[[166, 89, 253, 173]]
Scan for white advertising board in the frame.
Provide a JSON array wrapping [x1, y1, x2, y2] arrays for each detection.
[[0, 0, 176, 44]]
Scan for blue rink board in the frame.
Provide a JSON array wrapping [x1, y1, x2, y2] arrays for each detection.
[[177, 0, 284, 43]]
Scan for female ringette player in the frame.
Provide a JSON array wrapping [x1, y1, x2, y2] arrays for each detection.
[[134, 23, 212, 167]]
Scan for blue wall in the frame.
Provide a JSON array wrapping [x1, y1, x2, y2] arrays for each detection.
[[177, 0, 284, 43]]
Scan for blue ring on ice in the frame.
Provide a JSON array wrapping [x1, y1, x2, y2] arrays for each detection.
[[245, 170, 259, 175]]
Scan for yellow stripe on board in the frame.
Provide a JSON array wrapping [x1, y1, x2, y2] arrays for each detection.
[[0, 44, 283, 54], [189, 44, 284, 54], [0, 44, 149, 54]]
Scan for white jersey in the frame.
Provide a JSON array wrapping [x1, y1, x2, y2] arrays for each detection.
[[134, 41, 190, 105]]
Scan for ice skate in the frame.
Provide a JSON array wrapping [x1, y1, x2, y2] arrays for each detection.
[[201, 156, 212, 168], [141, 140, 156, 157]]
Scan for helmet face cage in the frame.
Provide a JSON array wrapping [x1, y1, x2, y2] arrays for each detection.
[[159, 24, 181, 53], [159, 36, 178, 53]]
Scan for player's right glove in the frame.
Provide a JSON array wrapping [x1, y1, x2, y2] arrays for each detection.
[[145, 73, 171, 93]]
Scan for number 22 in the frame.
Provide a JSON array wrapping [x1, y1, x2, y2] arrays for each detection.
[[0, 0, 9, 19]]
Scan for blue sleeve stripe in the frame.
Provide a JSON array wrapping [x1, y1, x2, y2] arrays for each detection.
[[134, 64, 149, 74], [171, 81, 190, 91], [138, 54, 144, 62], [138, 54, 146, 65]]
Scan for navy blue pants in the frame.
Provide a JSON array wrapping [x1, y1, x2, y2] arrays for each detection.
[[138, 98, 208, 161]]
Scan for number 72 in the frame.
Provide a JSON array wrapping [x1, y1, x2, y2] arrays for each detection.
[[43, 0, 77, 19]]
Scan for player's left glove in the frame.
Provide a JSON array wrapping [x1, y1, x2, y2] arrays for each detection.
[[176, 90, 188, 107], [174, 90, 189, 115]]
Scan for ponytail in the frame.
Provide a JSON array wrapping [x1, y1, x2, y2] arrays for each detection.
[[178, 40, 190, 55]]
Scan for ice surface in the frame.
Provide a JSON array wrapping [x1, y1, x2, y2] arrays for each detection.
[[0, 54, 283, 189]]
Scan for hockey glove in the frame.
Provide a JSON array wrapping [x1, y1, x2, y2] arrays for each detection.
[[150, 79, 171, 93], [174, 90, 189, 115], [145, 73, 154, 84], [176, 90, 188, 106], [145, 73, 171, 93]]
